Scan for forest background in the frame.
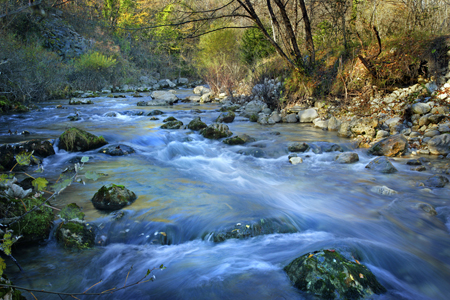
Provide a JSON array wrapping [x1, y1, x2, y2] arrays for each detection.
[[0, 0, 449, 112]]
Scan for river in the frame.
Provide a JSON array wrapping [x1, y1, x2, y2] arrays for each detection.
[[1, 91, 450, 300]]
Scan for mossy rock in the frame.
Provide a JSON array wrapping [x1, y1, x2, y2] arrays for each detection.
[[215, 111, 236, 123], [161, 121, 183, 129], [99, 144, 135, 156], [163, 116, 177, 122], [2, 195, 54, 244], [58, 127, 107, 152], [59, 203, 85, 221], [223, 136, 245, 145], [288, 142, 310, 152], [92, 184, 137, 210], [0, 276, 26, 300], [200, 123, 233, 139], [249, 114, 258, 122], [56, 221, 95, 250], [147, 110, 164, 116], [284, 249, 387, 299], [187, 117, 207, 131]]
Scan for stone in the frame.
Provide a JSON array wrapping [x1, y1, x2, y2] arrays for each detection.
[[56, 220, 96, 249], [418, 115, 430, 127], [161, 120, 183, 129], [431, 106, 449, 114], [427, 114, 445, 124], [58, 128, 107, 152], [284, 249, 386, 299], [328, 116, 341, 131], [338, 121, 352, 138], [285, 113, 298, 123], [242, 100, 267, 117], [376, 130, 390, 139], [99, 144, 135, 156], [335, 152, 359, 163], [223, 136, 246, 145], [69, 98, 93, 105], [424, 130, 440, 137], [351, 118, 379, 138], [368, 135, 407, 157], [298, 108, 318, 123], [438, 123, 450, 133], [216, 111, 236, 123], [406, 159, 422, 165], [365, 156, 398, 173], [187, 117, 207, 130], [313, 118, 329, 129], [370, 186, 398, 196], [411, 166, 426, 171], [428, 134, 450, 155], [92, 184, 137, 210], [268, 111, 282, 123], [147, 110, 165, 116], [193, 86, 211, 95], [425, 175, 449, 188], [201, 92, 213, 103], [150, 91, 177, 104], [288, 142, 310, 153], [158, 79, 176, 88], [200, 124, 233, 139], [289, 157, 303, 165], [412, 103, 431, 114]]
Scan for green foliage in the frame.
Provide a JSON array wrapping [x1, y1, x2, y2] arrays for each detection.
[[240, 27, 275, 65], [75, 51, 117, 72], [0, 258, 5, 277], [59, 203, 85, 221], [313, 21, 334, 50], [32, 177, 48, 192], [152, 4, 181, 53]]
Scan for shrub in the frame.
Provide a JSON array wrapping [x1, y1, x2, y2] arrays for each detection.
[[240, 27, 275, 65]]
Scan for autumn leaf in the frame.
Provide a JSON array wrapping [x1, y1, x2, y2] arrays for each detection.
[[32, 177, 48, 192]]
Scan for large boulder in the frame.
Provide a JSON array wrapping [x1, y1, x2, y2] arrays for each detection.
[[150, 90, 178, 104], [242, 100, 267, 118], [284, 249, 386, 299], [428, 134, 450, 155], [351, 118, 379, 138], [298, 108, 318, 123], [161, 120, 183, 129], [368, 134, 407, 157], [365, 156, 397, 173], [425, 175, 449, 188], [92, 184, 137, 210], [193, 86, 211, 95], [187, 117, 207, 130], [58, 128, 107, 152], [328, 116, 341, 131], [200, 124, 233, 139], [157, 79, 176, 88]]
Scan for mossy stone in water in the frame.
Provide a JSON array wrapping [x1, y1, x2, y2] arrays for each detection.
[[288, 142, 310, 152], [92, 184, 137, 210], [56, 221, 95, 250], [58, 127, 107, 152], [200, 123, 233, 139], [161, 120, 183, 129], [284, 249, 386, 299], [187, 117, 207, 131], [59, 203, 85, 221]]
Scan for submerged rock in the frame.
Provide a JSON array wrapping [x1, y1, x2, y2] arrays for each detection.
[[284, 249, 387, 299], [147, 110, 165, 116], [69, 98, 93, 105], [92, 184, 137, 210], [200, 123, 233, 139], [365, 156, 397, 173], [58, 127, 107, 152], [205, 218, 297, 243], [99, 144, 135, 156], [368, 135, 407, 157], [425, 175, 449, 188]]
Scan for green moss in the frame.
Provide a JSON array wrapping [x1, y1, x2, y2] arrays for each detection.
[[249, 114, 258, 122], [110, 184, 125, 190], [59, 127, 107, 151], [60, 203, 85, 221]]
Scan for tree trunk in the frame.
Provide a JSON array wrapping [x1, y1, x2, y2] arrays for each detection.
[[298, 0, 315, 66]]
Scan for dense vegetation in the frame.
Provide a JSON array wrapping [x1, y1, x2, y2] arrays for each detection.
[[0, 0, 449, 109]]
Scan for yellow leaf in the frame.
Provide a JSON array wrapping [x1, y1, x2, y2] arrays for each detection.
[[245, 225, 250, 229], [308, 254, 314, 258], [159, 232, 167, 237]]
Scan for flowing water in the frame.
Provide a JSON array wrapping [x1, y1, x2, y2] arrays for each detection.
[[1, 91, 450, 300]]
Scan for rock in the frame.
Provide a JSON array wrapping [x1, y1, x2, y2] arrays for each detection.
[[335, 152, 359, 163], [328, 116, 341, 131], [92, 184, 137, 210], [99, 144, 135, 156], [298, 108, 318, 123], [150, 90, 177, 104], [351, 118, 379, 138], [187, 95, 202, 102], [268, 111, 282, 123], [177, 78, 189, 85], [147, 110, 165, 116], [365, 156, 398, 173], [320, 143, 344, 152], [289, 157, 303, 165], [313, 118, 329, 129], [200, 124, 233, 139], [223, 136, 246, 145], [56, 220, 96, 249], [242, 100, 267, 117], [376, 130, 390, 139], [412, 103, 431, 114], [428, 114, 444, 124], [428, 134, 450, 155], [4, 195, 53, 244], [424, 130, 440, 137], [284, 113, 298, 123], [368, 135, 407, 157], [58, 128, 107, 152], [438, 123, 450, 133], [407, 159, 422, 165], [69, 98, 93, 105], [257, 114, 272, 125], [187, 117, 207, 130], [288, 142, 310, 152], [193, 86, 211, 95], [411, 166, 426, 171], [414, 203, 437, 216], [425, 175, 449, 188], [200, 92, 213, 103], [216, 111, 236, 123], [105, 112, 117, 117], [207, 218, 297, 243], [418, 115, 430, 127], [161, 120, 183, 129], [284, 249, 386, 299], [370, 186, 398, 196], [0, 276, 26, 299], [158, 79, 176, 88], [338, 121, 352, 138]]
